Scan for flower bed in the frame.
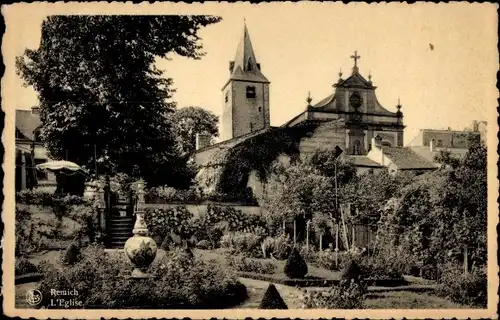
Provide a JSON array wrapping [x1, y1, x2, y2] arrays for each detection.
[[35, 245, 248, 309]]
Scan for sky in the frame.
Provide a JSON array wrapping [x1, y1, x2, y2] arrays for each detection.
[[2, 2, 498, 145]]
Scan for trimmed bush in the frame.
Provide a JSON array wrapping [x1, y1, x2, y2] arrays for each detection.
[[259, 284, 288, 309], [62, 243, 81, 265], [283, 247, 308, 279], [15, 257, 38, 276]]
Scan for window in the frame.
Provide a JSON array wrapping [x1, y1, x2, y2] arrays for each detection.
[[381, 140, 392, 147], [33, 128, 42, 143], [352, 139, 361, 155], [247, 58, 253, 71], [437, 139, 443, 147], [34, 159, 47, 181], [246, 86, 256, 98], [258, 107, 262, 112], [225, 92, 228, 103]]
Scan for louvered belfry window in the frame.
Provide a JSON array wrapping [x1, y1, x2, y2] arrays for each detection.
[[246, 86, 256, 98]]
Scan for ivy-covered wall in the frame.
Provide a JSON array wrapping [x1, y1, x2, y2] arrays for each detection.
[[195, 123, 320, 203]]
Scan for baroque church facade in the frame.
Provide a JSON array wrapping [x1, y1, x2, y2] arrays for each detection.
[[194, 23, 437, 200]]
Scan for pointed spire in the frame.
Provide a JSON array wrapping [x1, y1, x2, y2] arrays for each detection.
[[396, 97, 403, 118], [306, 91, 313, 107], [368, 70, 372, 83], [232, 20, 260, 73]]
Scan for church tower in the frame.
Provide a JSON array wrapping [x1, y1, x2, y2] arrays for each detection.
[[221, 22, 270, 141]]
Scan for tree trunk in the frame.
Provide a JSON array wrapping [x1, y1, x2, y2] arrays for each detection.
[[293, 219, 297, 247], [464, 246, 468, 274], [320, 233, 323, 252], [306, 222, 309, 252], [352, 226, 356, 248]]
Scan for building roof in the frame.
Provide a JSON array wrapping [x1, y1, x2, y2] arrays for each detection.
[[16, 109, 41, 140], [228, 22, 269, 84], [343, 155, 383, 168], [408, 146, 469, 164], [381, 146, 437, 170], [335, 72, 374, 90]]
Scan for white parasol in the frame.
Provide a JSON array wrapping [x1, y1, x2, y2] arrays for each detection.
[[36, 160, 89, 176]]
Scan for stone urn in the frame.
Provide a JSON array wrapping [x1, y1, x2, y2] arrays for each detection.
[[124, 180, 157, 278], [83, 182, 98, 200]]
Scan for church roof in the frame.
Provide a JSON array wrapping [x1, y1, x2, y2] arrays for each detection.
[[16, 109, 41, 140], [335, 72, 374, 90], [343, 155, 383, 168], [382, 146, 437, 170], [228, 22, 269, 84]]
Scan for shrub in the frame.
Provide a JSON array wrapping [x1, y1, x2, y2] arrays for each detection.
[[160, 235, 173, 251], [206, 225, 224, 249], [299, 243, 318, 263], [359, 255, 404, 281], [261, 233, 292, 260], [220, 232, 263, 258], [68, 205, 103, 245], [421, 264, 438, 280], [436, 265, 487, 307], [15, 257, 38, 276], [302, 279, 366, 309], [284, 247, 308, 279], [227, 256, 276, 274], [37, 245, 247, 309], [144, 206, 195, 241], [259, 284, 288, 309], [15, 207, 62, 255], [339, 254, 404, 282], [62, 243, 82, 265], [341, 259, 363, 283], [315, 250, 343, 271]]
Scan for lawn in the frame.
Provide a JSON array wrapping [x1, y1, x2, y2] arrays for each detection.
[[364, 291, 470, 309], [196, 248, 341, 280]]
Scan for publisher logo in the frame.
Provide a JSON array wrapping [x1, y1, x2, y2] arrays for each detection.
[[26, 289, 43, 306]]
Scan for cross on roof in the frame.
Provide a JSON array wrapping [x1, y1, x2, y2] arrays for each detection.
[[351, 51, 361, 67]]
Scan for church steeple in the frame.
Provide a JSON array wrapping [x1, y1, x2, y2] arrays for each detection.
[[228, 21, 269, 83], [221, 21, 270, 141]]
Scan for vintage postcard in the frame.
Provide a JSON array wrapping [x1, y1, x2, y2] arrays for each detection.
[[2, 2, 499, 319]]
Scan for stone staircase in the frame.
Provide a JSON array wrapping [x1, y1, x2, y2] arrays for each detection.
[[106, 216, 135, 249]]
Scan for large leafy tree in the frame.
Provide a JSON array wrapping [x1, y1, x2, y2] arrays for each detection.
[[16, 15, 221, 188], [172, 106, 219, 157], [377, 135, 487, 270]]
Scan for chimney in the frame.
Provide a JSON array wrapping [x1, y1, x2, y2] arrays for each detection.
[[371, 135, 382, 150], [196, 133, 212, 151], [430, 139, 435, 152], [472, 120, 479, 132]]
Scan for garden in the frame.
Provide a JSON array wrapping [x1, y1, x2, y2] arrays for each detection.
[[15, 138, 488, 309]]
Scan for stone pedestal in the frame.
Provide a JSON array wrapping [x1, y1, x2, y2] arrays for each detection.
[[123, 180, 157, 278]]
